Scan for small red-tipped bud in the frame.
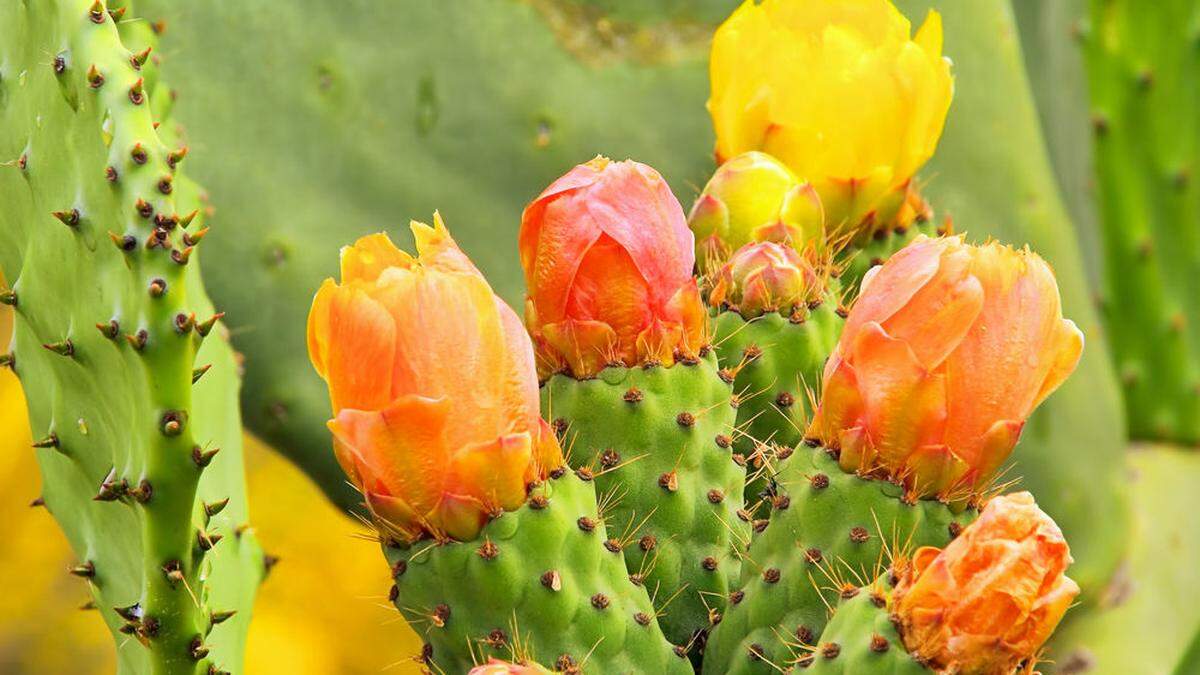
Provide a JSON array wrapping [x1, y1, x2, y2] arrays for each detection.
[[710, 241, 823, 318], [130, 143, 148, 164], [108, 6, 126, 21], [172, 246, 194, 266], [125, 329, 148, 351], [88, 1, 106, 23], [96, 320, 120, 339]]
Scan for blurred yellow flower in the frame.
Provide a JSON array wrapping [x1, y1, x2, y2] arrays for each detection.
[[708, 0, 953, 234]]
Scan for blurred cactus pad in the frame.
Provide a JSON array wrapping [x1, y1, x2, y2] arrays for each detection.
[[135, 0, 1127, 596]]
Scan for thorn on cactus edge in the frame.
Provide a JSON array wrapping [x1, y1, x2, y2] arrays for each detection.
[[210, 609, 236, 625], [203, 498, 229, 518], [42, 339, 75, 357], [192, 445, 219, 468], [70, 561, 95, 578], [32, 432, 59, 449], [189, 636, 209, 660]]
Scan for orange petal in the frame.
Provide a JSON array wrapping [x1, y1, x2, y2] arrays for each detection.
[[411, 212, 484, 277], [541, 319, 620, 378], [309, 282, 397, 412], [448, 433, 534, 514], [339, 232, 414, 284], [842, 235, 946, 345], [847, 322, 948, 474], [328, 397, 454, 526]]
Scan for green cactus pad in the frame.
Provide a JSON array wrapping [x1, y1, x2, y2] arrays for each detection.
[[542, 353, 747, 653], [382, 471, 693, 674], [0, 1, 263, 673], [711, 299, 842, 508], [802, 582, 929, 674], [701, 445, 974, 675], [1082, 0, 1200, 445]]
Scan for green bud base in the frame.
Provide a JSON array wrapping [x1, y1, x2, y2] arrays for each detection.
[[383, 472, 692, 675], [802, 580, 928, 674], [542, 353, 747, 654], [712, 298, 843, 510], [702, 446, 974, 675]]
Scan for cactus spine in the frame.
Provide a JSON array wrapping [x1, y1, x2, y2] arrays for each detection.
[[0, 1, 263, 672]]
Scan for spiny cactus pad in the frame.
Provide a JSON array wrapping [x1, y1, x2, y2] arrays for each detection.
[[382, 472, 693, 674], [0, 1, 263, 672], [701, 446, 973, 675], [711, 299, 842, 507], [801, 581, 928, 674], [1083, 0, 1200, 445], [543, 354, 747, 652]]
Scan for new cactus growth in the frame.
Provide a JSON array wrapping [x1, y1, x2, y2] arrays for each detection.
[[308, 221, 690, 673], [703, 236, 1083, 674], [525, 158, 747, 653], [0, 1, 264, 673], [803, 492, 1077, 674], [707, 242, 843, 507]]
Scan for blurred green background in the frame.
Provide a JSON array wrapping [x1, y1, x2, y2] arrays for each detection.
[[2, 0, 1197, 673]]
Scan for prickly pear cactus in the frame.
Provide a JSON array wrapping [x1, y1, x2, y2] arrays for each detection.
[[701, 446, 974, 675], [0, 2, 264, 673], [801, 581, 929, 674], [382, 472, 693, 674], [543, 354, 747, 654], [711, 298, 842, 507], [1082, 0, 1200, 445]]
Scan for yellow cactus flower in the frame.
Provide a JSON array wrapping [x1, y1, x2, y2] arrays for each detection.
[[708, 0, 953, 235]]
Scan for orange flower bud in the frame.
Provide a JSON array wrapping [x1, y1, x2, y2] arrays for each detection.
[[894, 492, 1079, 674], [469, 659, 554, 675], [307, 215, 562, 542], [709, 241, 822, 318], [520, 157, 707, 378], [807, 236, 1083, 496]]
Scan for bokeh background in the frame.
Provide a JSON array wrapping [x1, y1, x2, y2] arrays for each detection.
[[2, 0, 1198, 673]]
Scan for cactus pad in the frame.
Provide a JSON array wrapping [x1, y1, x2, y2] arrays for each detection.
[[542, 353, 747, 653], [701, 445, 973, 675], [711, 299, 842, 508], [0, 1, 263, 672], [383, 471, 692, 674], [801, 580, 928, 674]]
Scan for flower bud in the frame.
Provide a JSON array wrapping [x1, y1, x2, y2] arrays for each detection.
[[687, 151, 824, 272], [307, 215, 562, 541], [807, 236, 1083, 497], [468, 659, 554, 675], [520, 157, 707, 378], [708, 0, 953, 234], [709, 241, 822, 319], [894, 492, 1079, 674]]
